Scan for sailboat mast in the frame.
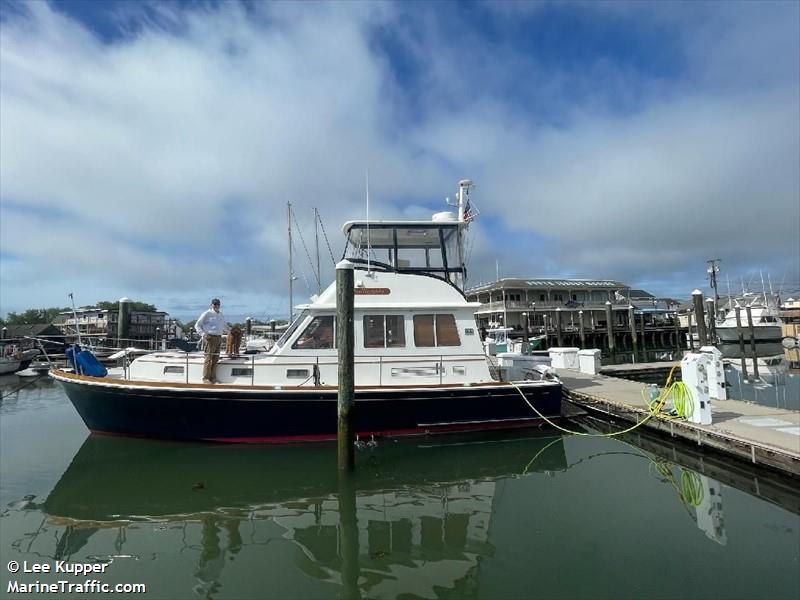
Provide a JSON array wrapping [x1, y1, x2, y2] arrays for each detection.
[[288, 202, 293, 322]]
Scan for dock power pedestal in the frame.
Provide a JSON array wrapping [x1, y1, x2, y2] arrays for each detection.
[[699, 346, 727, 401], [680, 353, 713, 425]]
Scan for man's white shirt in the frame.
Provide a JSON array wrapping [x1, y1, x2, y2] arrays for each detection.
[[195, 309, 229, 336]]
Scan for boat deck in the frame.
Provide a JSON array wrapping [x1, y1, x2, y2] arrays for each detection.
[[558, 369, 800, 477]]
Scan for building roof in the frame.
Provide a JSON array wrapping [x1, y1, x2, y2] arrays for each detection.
[[2, 323, 63, 338], [467, 278, 629, 293], [627, 289, 655, 299]]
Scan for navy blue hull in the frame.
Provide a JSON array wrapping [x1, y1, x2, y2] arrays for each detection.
[[54, 373, 562, 443]]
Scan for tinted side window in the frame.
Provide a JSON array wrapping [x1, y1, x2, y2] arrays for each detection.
[[386, 315, 405, 348], [363, 316, 384, 348], [436, 314, 460, 346], [413, 315, 435, 347]]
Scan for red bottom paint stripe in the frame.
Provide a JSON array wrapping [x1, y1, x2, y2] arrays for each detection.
[[204, 417, 560, 444]]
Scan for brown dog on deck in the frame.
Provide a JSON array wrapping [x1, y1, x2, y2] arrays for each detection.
[[226, 325, 243, 357]]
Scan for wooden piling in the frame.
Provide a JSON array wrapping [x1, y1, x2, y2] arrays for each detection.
[[245, 317, 252, 337], [706, 298, 717, 343], [673, 312, 681, 354], [692, 290, 708, 347], [578, 310, 585, 349], [117, 297, 132, 346], [745, 305, 760, 380], [734, 307, 749, 380], [336, 260, 355, 472], [627, 305, 638, 362], [605, 301, 615, 355], [639, 306, 647, 360], [555, 308, 563, 347]]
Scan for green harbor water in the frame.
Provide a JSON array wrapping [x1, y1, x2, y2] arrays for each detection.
[[1, 376, 798, 599]]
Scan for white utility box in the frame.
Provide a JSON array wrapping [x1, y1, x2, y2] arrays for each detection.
[[680, 352, 713, 425], [577, 349, 602, 375], [699, 346, 727, 400], [497, 353, 554, 381], [549, 347, 580, 370]]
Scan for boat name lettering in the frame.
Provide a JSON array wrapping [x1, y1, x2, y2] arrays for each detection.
[[354, 288, 391, 295]]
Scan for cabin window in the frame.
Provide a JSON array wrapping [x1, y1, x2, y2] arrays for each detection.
[[293, 316, 335, 350], [413, 314, 461, 347], [163, 366, 184, 374], [761, 316, 777, 323], [276, 310, 309, 348], [286, 369, 310, 378], [363, 315, 405, 348], [231, 368, 253, 376]]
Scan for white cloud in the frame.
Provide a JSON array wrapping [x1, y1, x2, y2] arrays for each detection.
[[1, 1, 798, 317]]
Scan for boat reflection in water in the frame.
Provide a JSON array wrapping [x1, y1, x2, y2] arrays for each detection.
[[41, 431, 568, 598], [15, 422, 800, 598]]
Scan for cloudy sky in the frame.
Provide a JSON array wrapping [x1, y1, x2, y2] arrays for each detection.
[[1, 0, 798, 322]]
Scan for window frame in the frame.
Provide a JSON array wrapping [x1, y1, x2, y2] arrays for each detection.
[[363, 314, 406, 349], [292, 315, 336, 350]]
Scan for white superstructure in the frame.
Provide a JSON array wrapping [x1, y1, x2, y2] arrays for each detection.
[[125, 180, 532, 388]]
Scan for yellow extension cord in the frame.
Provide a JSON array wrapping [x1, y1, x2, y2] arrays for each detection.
[[510, 364, 694, 439]]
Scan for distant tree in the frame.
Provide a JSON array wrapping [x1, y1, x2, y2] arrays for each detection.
[[95, 300, 158, 312], [3, 307, 69, 325]]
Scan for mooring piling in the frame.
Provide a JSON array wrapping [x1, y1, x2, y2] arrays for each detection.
[[745, 305, 760, 380], [692, 290, 708, 347], [117, 297, 132, 346], [336, 260, 355, 472], [706, 297, 717, 343], [605, 301, 615, 356], [627, 305, 638, 362], [555, 308, 563, 347], [578, 310, 585, 349], [734, 307, 749, 381]]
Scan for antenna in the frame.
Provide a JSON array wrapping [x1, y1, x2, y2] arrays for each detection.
[[706, 258, 721, 304], [726, 274, 732, 312], [314, 207, 321, 295], [366, 169, 371, 275], [288, 202, 293, 322]]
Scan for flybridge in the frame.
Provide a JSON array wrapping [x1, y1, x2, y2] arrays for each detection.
[[341, 180, 475, 289]]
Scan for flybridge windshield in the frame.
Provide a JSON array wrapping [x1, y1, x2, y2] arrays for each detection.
[[343, 223, 465, 285]]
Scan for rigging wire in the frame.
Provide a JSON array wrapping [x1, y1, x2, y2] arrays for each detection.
[[317, 212, 338, 266], [290, 209, 321, 292]]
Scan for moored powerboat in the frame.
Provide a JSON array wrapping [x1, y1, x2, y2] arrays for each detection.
[[716, 294, 783, 344], [51, 180, 562, 443]]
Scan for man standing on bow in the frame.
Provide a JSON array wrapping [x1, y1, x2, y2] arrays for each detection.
[[195, 298, 229, 383]]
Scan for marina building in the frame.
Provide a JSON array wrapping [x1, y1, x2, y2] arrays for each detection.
[[54, 307, 170, 341], [465, 278, 679, 333]]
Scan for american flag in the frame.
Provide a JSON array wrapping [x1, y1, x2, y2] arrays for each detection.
[[463, 199, 475, 222]]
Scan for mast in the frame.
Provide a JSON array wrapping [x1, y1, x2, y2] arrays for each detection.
[[68, 292, 82, 345], [288, 202, 293, 322], [366, 170, 371, 275], [314, 207, 321, 295]]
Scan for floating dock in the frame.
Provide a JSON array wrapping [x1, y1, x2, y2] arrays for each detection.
[[559, 370, 800, 478]]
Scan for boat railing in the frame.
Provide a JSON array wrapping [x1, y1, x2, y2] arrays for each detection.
[[128, 351, 491, 387]]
